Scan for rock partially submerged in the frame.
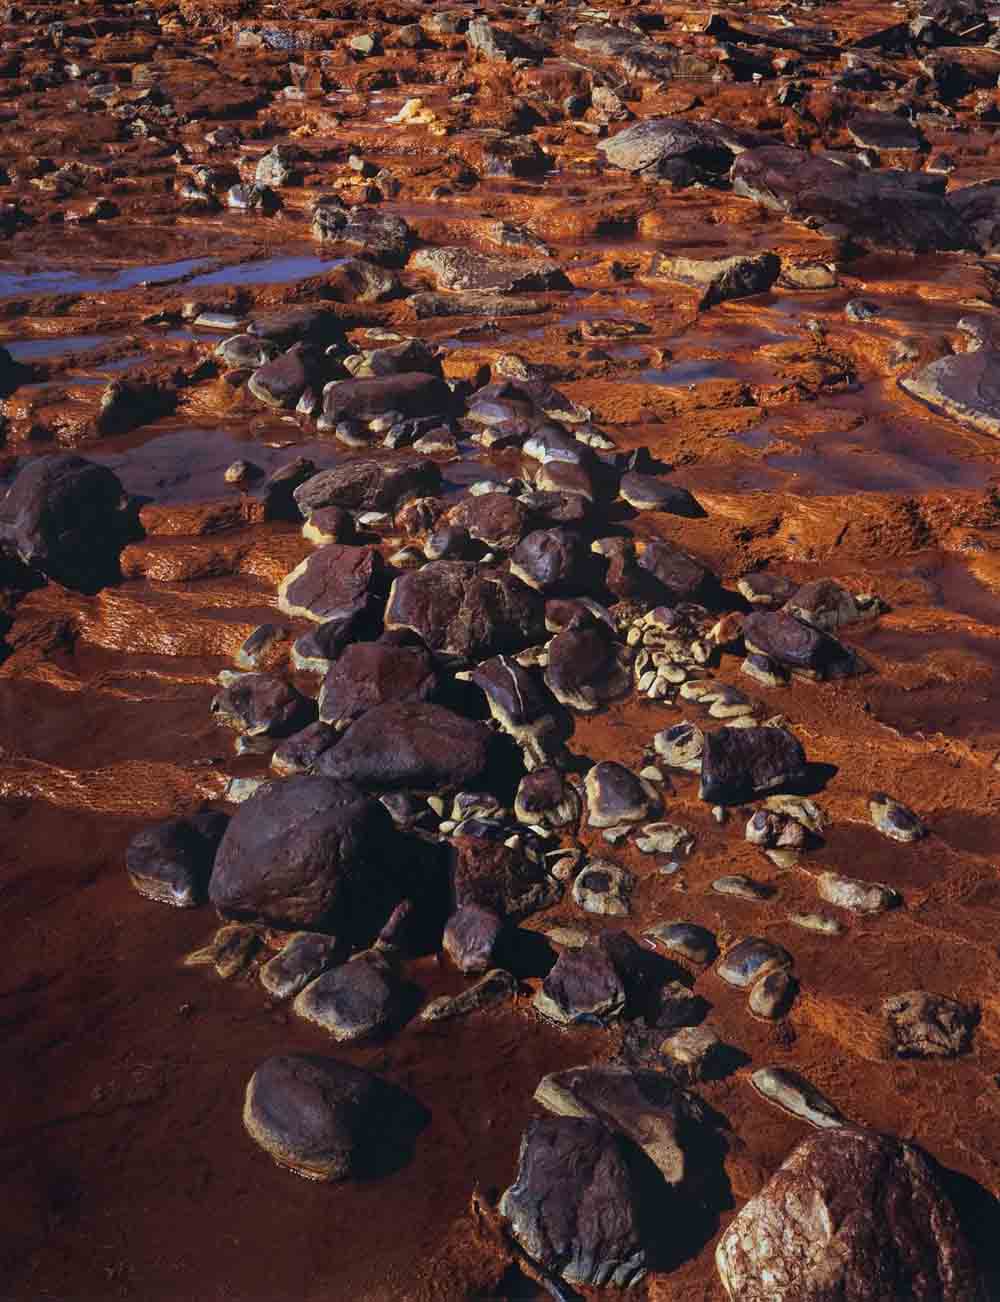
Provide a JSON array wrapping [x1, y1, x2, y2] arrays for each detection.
[[901, 349, 1000, 437]]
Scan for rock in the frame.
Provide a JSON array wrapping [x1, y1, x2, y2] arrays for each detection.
[[243, 1054, 421, 1181], [260, 932, 339, 1000], [452, 835, 560, 920], [470, 658, 568, 769], [716, 1127, 981, 1301], [717, 938, 792, 988], [749, 1066, 845, 1129], [291, 608, 380, 674], [634, 822, 695, 857], [499, 1117, 647, 1289], [319, 641, 437, 730], [209, 775, 395, 933], [125, 809, 228, 907], [745, 808, 807, 851], [421, 967, 516, 1020], [296, 458, 441, 517], [645, 921, 717, 965], [235, 623, 289, 671], [409, 246, 569, 294], [654, 722, 705, 772], [212, 673, 313, 738], [545, 616, 631, 712], [883, 991, 976, 1058], [409, 291, 545, 318], [385, 561, 545, 662], [446, 494, 529, 551], [749, 968, 797, 1020], [573, 860, 633, 916], [869, 792, 926, 842], [311, 199, 413, 265], [318, 374, 452, 429], [598, 117, 734, 177], [713, 874, 773, 901], [647, 251, 781, 309], [534, 934, 628, 1026], [901, 349, 1000, 437], [0, 454, 137, 592], [638, 540, 709, 602], [442, 904, 504, 973], [514, 767, 581, 828], [467, 15, 538, 60], [586, 762, 660, 828], [743, 610, 856, 679], [817, 871, 899, 914], [619, 472, 703, 516], [185, 923, 260, 978], [294, 949, 406, 1041], [659, 1025, 724, 1084], [304, 506, 353, 546], [738, 573, 799, 607], [248, 343, 319, 410], [534, 1064, 704, 1183], [509, 527, 584, 593], [731, 145, 968, 253], [785, 579, 863, 632], [789, 911, 844, 935], [847, 111, 927, 152], [278, 545, 384, 624], [481, 134, 551, 179], [316, 702, 492, 791], [700, 725, 808, 804]]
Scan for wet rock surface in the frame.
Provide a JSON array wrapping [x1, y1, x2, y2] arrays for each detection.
[[5, 0, 1000, 1297]]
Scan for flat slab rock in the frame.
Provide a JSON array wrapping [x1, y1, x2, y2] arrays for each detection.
[[534, 1064, 704, 1183], [900, 349, 1000, 438], [409, 246, 570, 294], [500, 1116, 648, 1289], [316, 701, 493, 791], [716, 1127, 983, 1301], [277, 545, 384, 624], [243, 1053, 423, 1181]]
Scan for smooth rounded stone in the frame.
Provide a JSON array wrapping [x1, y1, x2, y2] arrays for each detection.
[[235, 623, 289, 671], [645, 921, 717, 965], [779, 260, 838, 290], [444, 493, 528, 552], [737, 572, 799, 607], [635, 822, 695, 857], [638, 539, 709, 602], [749, 967, 797, 1021], [217, 333, 278, 369], [533, 1064, 704, 1183], [741, 652, 788, 688], [270, 722, 338, 776], [713, 875, 774, 902], [869, 791, 926, 843], [509, 527, 584, 593], [572, 861, 633, 917], [717, 937, 791, 988], [514, 767, 580, 829], [790, 911, 844, 935], [744, 609, 860, 680], [318, 642, 437, 730], [715, 1128, 982, 1302], [125, 810, 228, 907], [750, 1066, 844, 1129], [317, 702, 492, 792], [659, 1025, 724, 1085], [260, 932, 339, 1000], [420, 967, 516, 1021], [817, 871, 899, 915], [618, 471, 703, 518], [303, 506, 353, 546], [745, 809, 807, 851], [900, 347, 1000, 438], [410, 245, 569, 294], [654, 722, 705, 772], [211, 673, 313, 738], [294, 950, 404, 1041], [277, 545, 384, 624], [545, 617, 631, 712], [243, 1054, 415, 1182], [0, 454, 138, 592], [500, 1116, 647, 1290], [185, 923, 260, 979], [785, 578, 863, 633], [443, 904, 504, 974], [647, 250, 781, 309], [700, 724, 807, 805], [385, 561, 544, 663], [248, 343, 319, 411], [585, 762, 660, 828], [882, 990, 976, 1058], [597, 116, 734, 177], [209, 775, 395, 932], [534, 934, 630, 1026]]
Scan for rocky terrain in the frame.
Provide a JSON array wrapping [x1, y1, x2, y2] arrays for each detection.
[[4, 0, 1000, 1297]]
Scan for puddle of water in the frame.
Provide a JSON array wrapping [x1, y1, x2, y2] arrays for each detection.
[[639, 358, 768, 385], [0, 257, 215, 297], [185, 254, 348, 287], [2, 333, 114, 360]]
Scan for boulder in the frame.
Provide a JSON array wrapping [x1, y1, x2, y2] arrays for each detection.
[[452, 834, 560, 920], [0, 454, 137, 592], [700, 725, 808, 804], [598, 117, 735, 177], [209, 775, 396, 932], [443, 903, 504, 973], [293, 949, 406, 1041], [715, 1127, 982, 1301], [316, 702, 492, 790], [586, 761, 660, 828], [545, 616, 631, 712], [445, 494, 529, 551], [311, 199, 413, 265], [126, 809, 228, 907], [509, 527, 585, 593], [638, 540, 709, 602], [882, 991, 976, 1058], [295, 458, 442, 517], [318, 374, 452, 428], [277, 545, 384, 623], [318, 641, 437, 729], [500, 1117, 647, 1289], [211, 673, 314, 737], [646, 251, 781, 309], [385, 561, 545, 661]]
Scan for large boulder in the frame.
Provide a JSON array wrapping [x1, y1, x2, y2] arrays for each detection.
[[0, 454, 138, 592], [316, 702, 493, 790], [311, 199, 413, 265], [385, 561, 545, 662], [716, 1127, 982, 1301], [500, 1116, 648, 1289], [243, 1054, 424, 1181], [318, 374, 452, 428], [209, 775, 396, 932]]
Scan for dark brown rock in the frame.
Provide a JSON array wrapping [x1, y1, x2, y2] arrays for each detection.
[[318, 642, 437, 729], [211, 673, 314, 738], [509, 527, 585, 593], [445, 494, 529, 551], [294, 458, 442, 516], [452, 835, 559, 920], [126, 809, 228, 907], [883, 991, 976, 1058], [316, 702, 492, 790], [638, 540, 709, 602], [443, 903, 504, 973], [700, 726, 808, 804], [278, 545, 384, 624]]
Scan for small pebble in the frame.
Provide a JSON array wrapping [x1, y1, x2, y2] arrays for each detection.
[[748, 967, 797, 1020], [869, 792, 926, 843], [789, 911, 844, 935], [750, 1066, 844, 1129], [717, 937, 792, 988], [713, 874, 773, 901], [817, 871, 898, 914], [645, 921, 717, 965]]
